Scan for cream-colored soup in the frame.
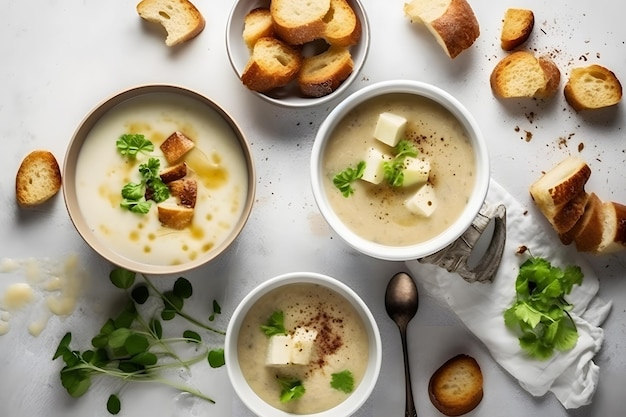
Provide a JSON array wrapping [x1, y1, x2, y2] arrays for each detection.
[[323, 93, 476, 246], [237, 283, 369, 414], [75, 93, 249, 266]]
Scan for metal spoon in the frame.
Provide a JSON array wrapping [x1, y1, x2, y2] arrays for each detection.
[[385, 272, 419, 417]]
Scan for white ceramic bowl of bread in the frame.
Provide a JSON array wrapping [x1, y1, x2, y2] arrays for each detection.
[[226, 0, 370, 108], [310, 80, 490, 261], [225, 271, 382, 417], [63, 84, 255, 275]]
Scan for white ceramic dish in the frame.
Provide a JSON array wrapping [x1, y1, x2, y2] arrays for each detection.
[[63, 84, 256, 275], [310, 80, 490, 261], [225, 271, 382, 417], [225, 0, 370, 108]]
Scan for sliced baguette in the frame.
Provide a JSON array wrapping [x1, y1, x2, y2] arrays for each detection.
[[403, 0, 480, 59], [564, 65, 623, 111], [243, 7, 274, 49], [490, 51, 561, 98], [559, 192, 602, 249], [270, 0, 331, 45], [15, 150, 62, 207], [595, 201, 626, 253], [322, 0, 361, 47], [241, 37, 302, 92], [550, 190, 589, 235], [136, 0, 205, 46], [297, 46, 353, 97], [160, 131, 195, 164], [429, 354, 483, 416], [500, 8, 534, 51]]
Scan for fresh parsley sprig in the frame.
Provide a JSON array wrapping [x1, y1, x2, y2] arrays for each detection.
[[276, 376, 305, 403], [383, 139, 418, 187], [330, 370, 354, 393], [503, 255, 584, 360], [116, 133, 154, 159], [120, 157, 170, 214], [260, 310, 287, 336], [53, 267, 226, 415], [332, 161, 366, 197]]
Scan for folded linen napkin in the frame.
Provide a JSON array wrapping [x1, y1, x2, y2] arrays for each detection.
[[405, 179, 612, 409]]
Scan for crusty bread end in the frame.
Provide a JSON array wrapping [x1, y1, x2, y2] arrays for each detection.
[[491, 51, 560, 99], [137, 0, 205, 46], [564, 65, 623, 111], [429, 354, 483, 416], [16, 150, 62, 207], [500, 8, 534, 51]]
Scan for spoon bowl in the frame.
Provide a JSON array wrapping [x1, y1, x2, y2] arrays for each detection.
[[385, 272, 419, 417]]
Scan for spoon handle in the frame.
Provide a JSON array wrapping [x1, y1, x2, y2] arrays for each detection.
[[400, 327, 417, 417]]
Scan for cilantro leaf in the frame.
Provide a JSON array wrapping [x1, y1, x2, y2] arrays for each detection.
[[276, 376, 305, 403], [330, 370, 354, 393], [116, 134, 154, 159], [261, 311, 287, 336], [333, 161, 366, 197], [119, 155, 170, 214]]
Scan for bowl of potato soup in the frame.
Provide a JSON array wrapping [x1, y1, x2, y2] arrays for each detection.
[[310, 80, 490, 261], [225, 271, 382, 416], [63, 84, 255, 275]]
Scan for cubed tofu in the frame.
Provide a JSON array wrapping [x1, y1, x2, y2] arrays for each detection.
[[362, 146, 393, 184], [290, 327, 318, 365], [402, 158, 430, 187], [405, 183, 437, 217], [265, 335, 292, 366], [373, 112, 407, 146]]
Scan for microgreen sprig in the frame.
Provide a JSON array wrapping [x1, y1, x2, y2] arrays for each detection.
[[383, 139, 419, 187], [503, 254, 584, 360]]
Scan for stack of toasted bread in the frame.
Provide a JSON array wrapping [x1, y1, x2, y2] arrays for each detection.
[[240, 0, 361, 98], [530, 156, 626, 254]]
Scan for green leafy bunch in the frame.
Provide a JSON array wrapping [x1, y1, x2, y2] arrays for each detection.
[[53, 268, 225, 415], [504, 256, 584, 360], [116, 134, 170, 214], [383, 139, 418, 187]]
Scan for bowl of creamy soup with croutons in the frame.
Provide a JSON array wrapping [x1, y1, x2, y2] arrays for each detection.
[[63, 85, 255, 274], [310, 80, 490, 261], [225, 272, 382, 416]]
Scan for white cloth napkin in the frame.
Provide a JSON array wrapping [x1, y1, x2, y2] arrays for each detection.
[[405, 179, 612, 409]]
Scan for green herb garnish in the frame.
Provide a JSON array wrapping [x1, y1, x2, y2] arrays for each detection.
[[503, 255, 584, 360], [116, 133, 154, 158], [276, 376, 305, 403], [330, 370, 354, 393], [53, 267, 226, 414], [120, 157, 170, 214], [332, 160, 366, 197], [261, 310, 287, 336], [383, 139, 419, 187]]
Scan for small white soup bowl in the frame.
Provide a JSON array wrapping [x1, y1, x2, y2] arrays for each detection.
[[225, 271, 382, 417], [63, 84, 255, 275], [225, 0, 370, 108], [310, 80, 490, 261]]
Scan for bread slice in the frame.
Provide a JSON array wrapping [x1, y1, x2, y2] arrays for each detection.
[[297, 46, 353, 97], [168, 178, 197, 208], [403, 0, 480, 59], [243, 7, 274, 49], [15, 150, 62, 207], [322, 0, 361, 47], [160, 131, 195, 164], [157, 204, 194, 229], [429, 354, 483, 416], [136, 0, 205, 46], [270, 0, 331, 45], [529, 156, 591, 222], [490, 51, 560, 98], [241, 37, 302, 93], [160, 162, 188, 183], [550, 190, 589, 235], [559, 192, 602, 249], [564, 65, 623, 111], [594, 201, 626, 254], [500, 8, 534, 51]]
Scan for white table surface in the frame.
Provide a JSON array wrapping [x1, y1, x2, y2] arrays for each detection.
[[1, 1, 625, 416]]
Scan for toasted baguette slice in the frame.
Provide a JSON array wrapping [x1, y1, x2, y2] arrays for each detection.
[[160, 162, 188, 183], [429, 354, 483, 416], [168, 178, 197, 208], [491, 51, 560, 98], [136, 0, 205, 46], [271, 0, 331, 45], [243, 8, 274, 49], [595, 201, 626, 253], [298, 46, 353, 97], [530, 156, 591, 221], [157, 204, 194, 229], [322, 0, 361, 47], [564, 65, 623, 111], [241, 37, 302, 92], [403, 0, 480, 59], [160, 132, 195, 164], [559, 192, 602, 249], [550, 191, 589, 235], [16, 150, 62, 207], [500, 8, 534, 51]]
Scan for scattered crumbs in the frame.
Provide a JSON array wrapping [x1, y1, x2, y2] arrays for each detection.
[[517, 245, 529, 254], [525, 112, 536, 123], [524, 130, 533, 142], [514, 126, 520, 132], [578, 142, 585, 152], [523, 210, 529, 216]]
